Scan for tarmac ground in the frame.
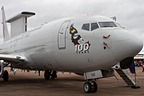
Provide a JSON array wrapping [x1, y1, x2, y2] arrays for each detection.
[[0, 67, 144, 96]]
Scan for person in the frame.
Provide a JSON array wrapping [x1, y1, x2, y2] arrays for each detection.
[[135, 60, 142, 67], [142, 64, 144, 72]]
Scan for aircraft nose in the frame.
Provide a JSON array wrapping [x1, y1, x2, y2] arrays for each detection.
[[111, 30, 143, 61]]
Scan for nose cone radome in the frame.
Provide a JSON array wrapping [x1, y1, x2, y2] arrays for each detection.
[[111, 30, 143, 61]]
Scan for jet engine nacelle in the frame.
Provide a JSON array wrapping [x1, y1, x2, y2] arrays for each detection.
[[120, 57, 134, 69], [0, 60, 4, 76]]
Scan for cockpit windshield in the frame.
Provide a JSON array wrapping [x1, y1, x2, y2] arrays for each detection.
[[98, 22, 117, 28], [81, 22, 118, 31]]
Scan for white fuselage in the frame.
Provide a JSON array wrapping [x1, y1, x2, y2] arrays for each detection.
[[0, 15, 143, 73]]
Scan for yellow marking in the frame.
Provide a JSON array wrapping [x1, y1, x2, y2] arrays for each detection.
[[71, 29, 76, 33]]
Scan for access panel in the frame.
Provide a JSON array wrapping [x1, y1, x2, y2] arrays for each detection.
[[58, 21, 70, 49]]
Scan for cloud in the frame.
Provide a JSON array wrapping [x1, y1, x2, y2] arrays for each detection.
[[0, 0, 144, 40]]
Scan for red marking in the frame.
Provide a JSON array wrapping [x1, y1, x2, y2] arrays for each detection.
[[103, 35, 110, 39]]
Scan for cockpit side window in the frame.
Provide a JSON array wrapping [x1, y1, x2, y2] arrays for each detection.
[[82, 23, 90, 31], [98, 22, 117, 28], [91, 23, 99, 31]]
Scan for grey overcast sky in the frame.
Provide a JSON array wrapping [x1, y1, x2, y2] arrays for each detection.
[[0, 0, 144, 39]]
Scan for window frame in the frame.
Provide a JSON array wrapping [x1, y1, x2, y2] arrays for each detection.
[[91, 22, 99, 31], [82, 23, 90, 31], [98, 22, 117, 28]]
